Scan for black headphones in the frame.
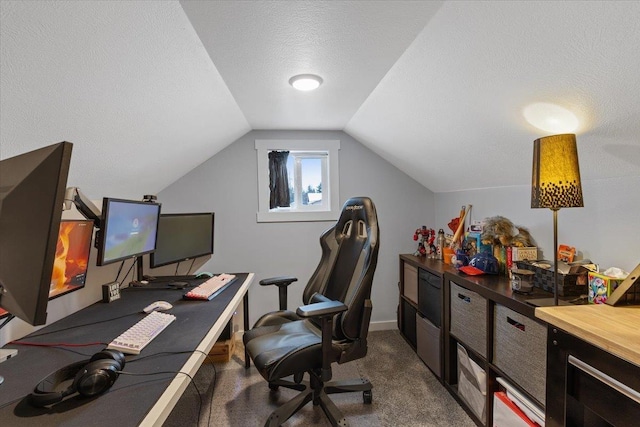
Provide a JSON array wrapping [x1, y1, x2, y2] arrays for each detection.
[[29, 349, 125, 407]]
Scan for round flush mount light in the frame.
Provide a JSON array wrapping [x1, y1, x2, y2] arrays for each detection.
[[289, 74, 323, 91], [523, 102, 579, 134]]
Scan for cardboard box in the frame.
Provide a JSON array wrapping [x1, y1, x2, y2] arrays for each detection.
[[465, 232, 492, 257], [588, 271, 625, 304], [511, 247, 538, 262], [207, 335, 236, 363]]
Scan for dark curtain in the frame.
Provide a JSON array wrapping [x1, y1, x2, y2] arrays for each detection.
[[268, 151, 290, 209]]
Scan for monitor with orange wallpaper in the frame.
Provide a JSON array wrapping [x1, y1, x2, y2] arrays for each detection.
[[48, 220, 93, 300]]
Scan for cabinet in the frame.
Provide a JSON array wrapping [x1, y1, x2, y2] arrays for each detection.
[[536, 305, 640, 426], [398, 256, 448, 378], [399, 254, 555, 427]]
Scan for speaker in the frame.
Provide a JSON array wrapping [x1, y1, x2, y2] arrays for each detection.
[[29, 349, 125, 407]]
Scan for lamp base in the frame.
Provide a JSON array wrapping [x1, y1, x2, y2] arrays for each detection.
[[525, 297, 573, 307]]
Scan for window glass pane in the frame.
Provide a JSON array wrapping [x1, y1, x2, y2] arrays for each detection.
[[300, 157, 322, 206]]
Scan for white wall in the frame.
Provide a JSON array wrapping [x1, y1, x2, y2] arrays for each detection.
[[434, 176, 640, 273], [156, 130, 435, 328]]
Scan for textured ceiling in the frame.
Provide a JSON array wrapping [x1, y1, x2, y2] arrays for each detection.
[[1, 1, 639, 199]]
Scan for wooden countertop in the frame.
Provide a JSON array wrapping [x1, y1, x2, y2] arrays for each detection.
[[536, 304, 640, 367]]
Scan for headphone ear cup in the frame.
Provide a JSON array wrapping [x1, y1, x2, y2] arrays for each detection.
[[90, 349, 125, 370], [29, 360, 88, 407], [72, 359, 120, 397]]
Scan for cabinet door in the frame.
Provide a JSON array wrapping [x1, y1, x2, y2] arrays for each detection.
[[403, 263, 418, 304]]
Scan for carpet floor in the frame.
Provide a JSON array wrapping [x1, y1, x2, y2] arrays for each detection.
[[165, 329, 475, 426]]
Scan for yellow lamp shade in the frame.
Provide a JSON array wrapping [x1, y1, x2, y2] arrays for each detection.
[[531, 134, 583, 209]]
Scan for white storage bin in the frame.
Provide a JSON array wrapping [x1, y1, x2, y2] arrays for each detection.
[[457, 343, 486, 423]]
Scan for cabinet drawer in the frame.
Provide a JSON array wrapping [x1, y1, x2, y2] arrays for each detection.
[[416, 313, 441, 378], [493, 304, 547, 405], [403, 263, 418, 304], [401, 299, 417, 348], [418, 269, 441, 327], [450, 282, 487, 358]]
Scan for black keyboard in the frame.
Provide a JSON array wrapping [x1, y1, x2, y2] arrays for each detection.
[[145, 274, 197, 282]]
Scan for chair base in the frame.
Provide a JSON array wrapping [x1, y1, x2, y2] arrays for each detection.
[[265, 373, 372, 427]]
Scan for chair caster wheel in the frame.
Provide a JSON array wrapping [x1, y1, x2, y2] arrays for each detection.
[[269, 383, 279, 391], [363, 390, 372, 404]]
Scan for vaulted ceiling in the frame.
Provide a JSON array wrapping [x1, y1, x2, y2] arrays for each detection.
[[1, 1, 639, 199]]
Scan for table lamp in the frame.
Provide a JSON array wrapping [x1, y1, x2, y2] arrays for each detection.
[[531, 134, 583, 306]]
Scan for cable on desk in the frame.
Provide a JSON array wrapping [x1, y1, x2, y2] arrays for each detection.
[[18, 312, 138, 339], [10, 341, 107, 348], [131, 349, 218, 425], [118, 370, 202, 426]]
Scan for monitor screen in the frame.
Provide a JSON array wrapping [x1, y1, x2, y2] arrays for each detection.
[[49, 219, 93, 300], [96, 198, 161, 266], [0, 142, 72, 325], [150, 213, 215, 268]]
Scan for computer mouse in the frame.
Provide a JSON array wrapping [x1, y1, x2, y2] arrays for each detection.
[[196, 272, 213, 278], [143, 300, 173, 313], [167, 281, 189, 289]]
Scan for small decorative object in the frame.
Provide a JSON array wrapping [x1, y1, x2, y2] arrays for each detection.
[[436, 229, 446, 260], [557, 244, 576, 262], [481, 216, 535, 248], [413, 226, 435, 256], [102, 282, 121, 303]]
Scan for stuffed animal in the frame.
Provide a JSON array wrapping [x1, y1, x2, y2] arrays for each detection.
[[480, 216, 535, 248]]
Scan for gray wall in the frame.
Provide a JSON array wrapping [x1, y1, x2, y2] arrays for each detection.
[[434, 176, 640, 273], [157, 130, 435, 327]]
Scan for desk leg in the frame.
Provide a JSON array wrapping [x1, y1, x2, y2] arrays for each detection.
[[244, 291, 250, 369]]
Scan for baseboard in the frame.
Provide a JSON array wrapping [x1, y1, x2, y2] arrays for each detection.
[[369, 320, 397, 331]]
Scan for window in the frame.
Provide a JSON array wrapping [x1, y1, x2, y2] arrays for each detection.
[[256, 139, 340, 222]]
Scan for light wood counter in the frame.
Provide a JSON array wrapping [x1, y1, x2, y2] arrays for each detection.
[[536, 304, 640, 367]]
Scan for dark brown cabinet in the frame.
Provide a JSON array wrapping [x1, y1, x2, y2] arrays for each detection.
[[399, 254, 553, 426]]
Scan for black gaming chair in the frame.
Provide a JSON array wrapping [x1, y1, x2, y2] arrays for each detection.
[[243, 196, 380, 427]]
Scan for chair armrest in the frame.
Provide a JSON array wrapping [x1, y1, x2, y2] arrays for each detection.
[[259, 276, 298, 310], [259, 276, 298, 287], [296, 300, 347, 318], [296, 299, 347, 382]]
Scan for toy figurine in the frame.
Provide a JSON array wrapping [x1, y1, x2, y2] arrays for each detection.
[[413, 226, 436, 256]]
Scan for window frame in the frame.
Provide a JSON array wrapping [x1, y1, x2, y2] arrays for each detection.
[[255, 139, 340, 223]]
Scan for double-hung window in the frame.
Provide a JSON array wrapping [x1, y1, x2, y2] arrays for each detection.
[[256, 139, 340, 222]]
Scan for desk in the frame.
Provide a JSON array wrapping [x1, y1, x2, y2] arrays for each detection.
[[0, 273, 254, 426]]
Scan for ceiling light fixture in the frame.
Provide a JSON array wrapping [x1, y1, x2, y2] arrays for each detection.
[[523, 102, 579, 133], [289, 74, 323, 91]]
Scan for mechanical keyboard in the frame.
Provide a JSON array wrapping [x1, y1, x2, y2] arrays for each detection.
[[107, 311, 176, 355], [183, 273, 236, 301]]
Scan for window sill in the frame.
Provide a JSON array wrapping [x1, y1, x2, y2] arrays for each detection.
[[257, 210, 338, 223]]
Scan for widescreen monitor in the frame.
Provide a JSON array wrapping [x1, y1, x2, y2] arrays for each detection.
[[96, 198, 161, 266], [150, 213, 215, 268], [49, 219, 93, 300], [0, 142, 73, 325]]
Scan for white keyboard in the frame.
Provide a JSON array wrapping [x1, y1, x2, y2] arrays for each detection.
[[107, 311, 176, 355], [184, 273, 236, 300]]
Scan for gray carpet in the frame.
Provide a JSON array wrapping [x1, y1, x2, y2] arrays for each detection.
[[165, 329, 474, 426]]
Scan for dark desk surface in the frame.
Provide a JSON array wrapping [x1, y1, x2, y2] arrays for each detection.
[[0, 273, 254, 426]]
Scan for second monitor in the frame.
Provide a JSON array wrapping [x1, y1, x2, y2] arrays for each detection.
[[150, 213, 215, 269], [96, 198, 162, 266]]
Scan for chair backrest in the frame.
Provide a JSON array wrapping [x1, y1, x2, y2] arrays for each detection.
[[303, 197, 379, 341]]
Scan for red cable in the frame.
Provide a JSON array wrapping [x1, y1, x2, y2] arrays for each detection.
[[11, 341, 107, 347]]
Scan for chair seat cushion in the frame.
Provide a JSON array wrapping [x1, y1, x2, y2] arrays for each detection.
[[252, 309, 301, 328], [244, 319, 342, 382]]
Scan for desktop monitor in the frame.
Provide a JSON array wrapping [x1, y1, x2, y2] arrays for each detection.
[[0, 142, 73, 325], [96, 198, 161, 266], [49, 219, 94, 300], [150, 213, 215, 268]]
